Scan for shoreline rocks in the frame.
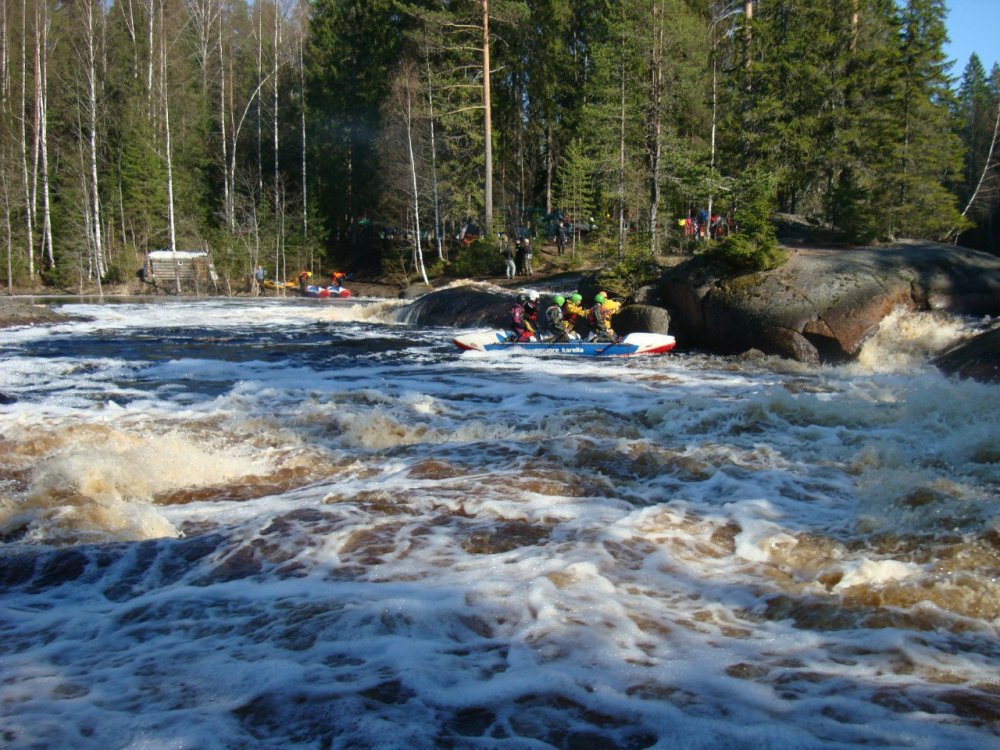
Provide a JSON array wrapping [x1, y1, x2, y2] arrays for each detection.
[[660, 241, 1000, 363]]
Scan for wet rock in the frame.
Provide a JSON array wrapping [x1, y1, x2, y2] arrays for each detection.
[[613, 304, 671, 336], [400, 283, 434, 300], [760, 326, 821, 365], [661, 242, 1000, 362], [932, 326, 1000, 384], [344, 280, 398, 299], [395, 284, 512, 328], [0, 302, 71, 329]]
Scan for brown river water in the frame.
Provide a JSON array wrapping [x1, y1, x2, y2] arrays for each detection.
[[0, 297, 997, 749]]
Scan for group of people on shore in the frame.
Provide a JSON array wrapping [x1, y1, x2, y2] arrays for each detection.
[[680, 209, 732, 241], [508, 289, 622, 343], [501, 235, 533, 278]]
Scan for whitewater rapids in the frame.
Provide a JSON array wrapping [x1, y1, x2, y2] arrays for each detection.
[[0, 297, 997, 749]]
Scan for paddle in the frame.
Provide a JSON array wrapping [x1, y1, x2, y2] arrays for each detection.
[[596, 334, 623, 355]]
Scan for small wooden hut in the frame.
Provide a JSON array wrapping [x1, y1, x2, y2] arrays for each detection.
[[142, 250, 218, 293]]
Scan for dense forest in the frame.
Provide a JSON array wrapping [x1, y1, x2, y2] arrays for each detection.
[[0, 0, 998, 292]]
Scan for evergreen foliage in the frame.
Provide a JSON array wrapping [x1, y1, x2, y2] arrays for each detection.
[[708, 169, 786, 272], [0, 0, 996, 293]]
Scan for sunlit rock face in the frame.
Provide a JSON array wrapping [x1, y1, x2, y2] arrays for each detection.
[[612, 304, 672, 336], [661, 241, 1000, 362], [933, 326, 1000, 384]]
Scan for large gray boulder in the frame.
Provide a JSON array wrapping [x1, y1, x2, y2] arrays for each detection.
[[613, 304, 671, 336], [661, 242, 1000, 362]]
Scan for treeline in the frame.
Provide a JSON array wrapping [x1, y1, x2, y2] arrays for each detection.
[[1, 0, 998, 292]]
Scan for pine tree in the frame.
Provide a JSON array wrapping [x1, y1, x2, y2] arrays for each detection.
[[827, 0, 905, 243], [307, 0, 405, 257], [885, 0, 966, 239], [555, 138, 595, 256]]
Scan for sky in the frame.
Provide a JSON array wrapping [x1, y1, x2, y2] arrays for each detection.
[[943, 0, 1000, 75]]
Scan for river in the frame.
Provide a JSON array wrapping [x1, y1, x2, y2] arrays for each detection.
[[1, 296, 997, 749]]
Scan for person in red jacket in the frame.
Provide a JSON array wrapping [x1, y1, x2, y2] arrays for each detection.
[[509, 293, 537, 342]]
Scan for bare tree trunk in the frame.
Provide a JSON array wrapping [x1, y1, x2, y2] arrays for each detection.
[[186, 0, 214, 93], [648, 0, 664, 249], [273, 0, 280, 215], [146, 0, 154, 104], [229, 75, 273, 227], [76, 116, 90, 278], [218, 3, 232, 229], [481, 0, 493, 231], [256, 4, 263, 199], [272, 1, 283, 275], [707, 46, 718, 231], [19, 0, 33, 278], [404, 76, 428, 285], [517, 80, 525, 226], [955, 94, 1000, 239], [161, 2, 179, 293], [850, 0, 859, 54], [84, 0, 104, 278], [37, 3, 51, 267], [617, 41, 626, 261], [30, 9, 39, 253], [1, 0, 7, 100], [119, 0, 139, 80], [744, 0, 753, 70], [2, 152, 12, 293], [275, 184, 284, 282], [424, 50, 443, 261], [299, 34, 307, 241], [545, 122, 553, 215], [75, 104, 102, 295]]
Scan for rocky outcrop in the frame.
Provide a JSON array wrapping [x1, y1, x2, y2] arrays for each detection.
[[394, 284, 512, 328], [933, 327, 1000, 384], [0, 302, 73, 329], [661, 242, 1000, 362]]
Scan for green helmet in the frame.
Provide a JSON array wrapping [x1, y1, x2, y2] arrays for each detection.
[[570, 293, 582, 304], [553, 294, 565, 306], [594, 293, 607, 304]]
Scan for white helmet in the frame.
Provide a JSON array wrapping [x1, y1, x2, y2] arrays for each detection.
[[527, 290, 539, 301]]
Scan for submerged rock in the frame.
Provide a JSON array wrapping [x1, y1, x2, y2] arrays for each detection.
[[932, 327, 1000, 384], [0, 302, 72, 329]]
